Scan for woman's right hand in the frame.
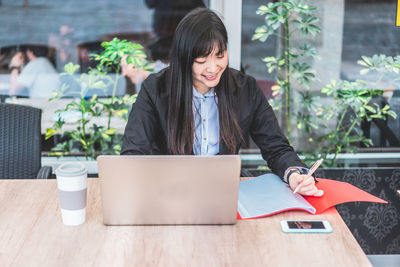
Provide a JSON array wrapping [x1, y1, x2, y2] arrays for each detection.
[[288, 172, 324, 197]]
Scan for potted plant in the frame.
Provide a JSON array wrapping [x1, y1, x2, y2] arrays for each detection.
[[302, 54, 398, 167], [252, 0, 320, 144], [45, 38, 153, 159]]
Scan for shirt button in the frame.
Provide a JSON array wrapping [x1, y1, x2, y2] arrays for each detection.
[[203, 119, 206, 122], [203, 138, 206, 141]]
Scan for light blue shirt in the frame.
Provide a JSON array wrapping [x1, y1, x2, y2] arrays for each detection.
[[191, 87, 305, 180], [192, 87, 219, 155]]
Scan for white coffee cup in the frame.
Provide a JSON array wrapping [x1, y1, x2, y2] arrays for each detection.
[[55, 162, 88, 226]]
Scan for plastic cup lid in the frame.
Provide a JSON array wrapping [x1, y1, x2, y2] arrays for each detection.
[[55, 162, 87, 177]]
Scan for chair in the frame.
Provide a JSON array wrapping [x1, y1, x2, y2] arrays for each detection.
[[0, 103, 52, 179]]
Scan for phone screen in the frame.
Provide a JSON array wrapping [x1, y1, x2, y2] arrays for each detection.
[[287, 221, 325, 229]]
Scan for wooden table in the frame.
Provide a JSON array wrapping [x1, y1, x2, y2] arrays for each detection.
[[0, 179, 372, 267]]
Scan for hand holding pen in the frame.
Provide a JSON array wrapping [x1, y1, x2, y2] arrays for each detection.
[[288, 159, 324, 197]]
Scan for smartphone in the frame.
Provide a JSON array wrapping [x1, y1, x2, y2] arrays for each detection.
[[280, 220, 332, 233]]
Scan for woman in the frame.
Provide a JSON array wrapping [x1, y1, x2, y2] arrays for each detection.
[[121, 8, 323, 197]]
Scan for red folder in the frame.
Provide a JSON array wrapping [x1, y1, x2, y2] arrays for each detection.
[[237, 178, 387, 220]]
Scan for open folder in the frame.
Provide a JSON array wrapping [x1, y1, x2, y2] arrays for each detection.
[[237, 174, 387, 220]]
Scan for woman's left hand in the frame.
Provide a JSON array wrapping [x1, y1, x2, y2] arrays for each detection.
[[288, 172, 324, 197]]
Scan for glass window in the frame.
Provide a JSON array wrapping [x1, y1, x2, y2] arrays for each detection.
[[341, 0, 400, 148], [0, 0, 207, 156], [0, 0, 208, 99], [241, 0, 400, 168]]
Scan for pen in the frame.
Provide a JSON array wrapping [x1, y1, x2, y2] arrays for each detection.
[[293, 158, 323, 194]]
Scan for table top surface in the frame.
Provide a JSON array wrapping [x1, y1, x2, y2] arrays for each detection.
[[0, 178, 372, 267]]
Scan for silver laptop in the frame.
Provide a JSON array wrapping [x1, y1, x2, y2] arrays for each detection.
[[97, 155, 241, 225]]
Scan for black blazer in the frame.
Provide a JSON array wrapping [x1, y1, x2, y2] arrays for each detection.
[[121, 67, 307, 178]]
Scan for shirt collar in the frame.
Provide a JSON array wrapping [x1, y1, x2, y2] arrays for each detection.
[[193, 87, 216, 98]]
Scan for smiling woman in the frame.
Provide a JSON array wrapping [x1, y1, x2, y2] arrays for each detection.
[[192, 48, 228, 95], [121, 8, 322, 197]]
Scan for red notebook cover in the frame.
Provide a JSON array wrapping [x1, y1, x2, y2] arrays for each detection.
[[237, 178, 387, 220]]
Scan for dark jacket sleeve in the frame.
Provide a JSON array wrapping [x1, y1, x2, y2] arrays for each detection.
[[121, 82, 163, 155], [248, 77, 307, 178]]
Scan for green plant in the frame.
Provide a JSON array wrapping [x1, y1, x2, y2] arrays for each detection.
[[253, 0, 320, 143], [93, 38, 153, 131], [46, 38, 153, 159], [253, 2, 398, 167], [303, 55, 398, 167]]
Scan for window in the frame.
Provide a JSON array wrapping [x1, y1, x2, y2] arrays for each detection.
[[0, 0, 208, 155]]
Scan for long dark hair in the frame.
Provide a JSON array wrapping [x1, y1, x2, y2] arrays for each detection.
[[167, 8, 243, 155]]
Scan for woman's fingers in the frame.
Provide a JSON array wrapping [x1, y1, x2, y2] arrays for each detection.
[[296, 176, 304, 185], [301, 186, 317, 196], [293, 175, 313, 190], [289, 173, 316, 193], [288, 173, 302, 190], [300, 183, 314, 192], [301, 176, 314, 186], [295, 174, 324, 197], [314, 189, 324, 197], [301, 187, 324, 197]]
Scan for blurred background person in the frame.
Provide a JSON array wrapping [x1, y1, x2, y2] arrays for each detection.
[[121, 0, 206, 92], [146, 0, 205, 63], [48, 25, 76, 71], [9, 47, 60, 98]]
